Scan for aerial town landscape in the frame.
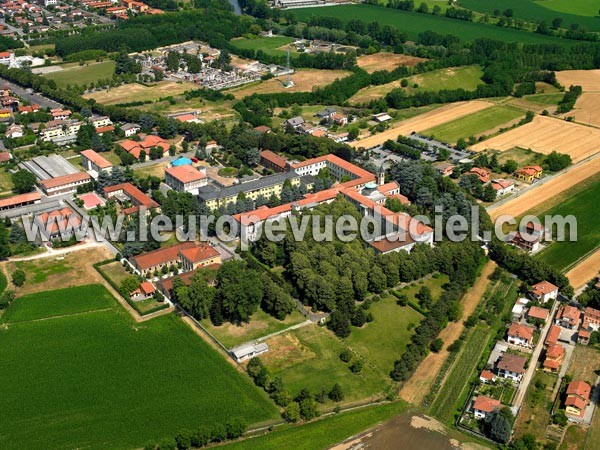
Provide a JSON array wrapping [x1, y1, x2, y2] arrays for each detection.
[[0, 0, 599, 449]]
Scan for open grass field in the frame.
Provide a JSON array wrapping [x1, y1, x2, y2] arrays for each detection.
[[586, 401, 600, 449], [356, 52, 427, 74], [350, 65, 483, 104], [351, 100, 494, 148], [44, 60, 116, 87], [423, 105, 524, 144], [230, 36, 294, 57], [201, 309, 307, 349], [84, 81, 196, 105], [460, 0, 600, 31], [229, 69, 351, 98], [220, 401, 409, 450], [291, 5, 575, 45], [513, 370, 557, 441], [530, 174, 600, 271], [566, 345, 600, 384], [488, 155, 600, 221], [0, 284, 277, 450], [489, 147, 547, 167], [0, 168, 14, 193], [471, 115, 600, 163], [561, 424, 589, 450]]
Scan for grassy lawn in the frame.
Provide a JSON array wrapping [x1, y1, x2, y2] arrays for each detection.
[[201, 308, 307, 349], [513, 370, 557, 440], [292, 5, 575, 45], [561, 424, 588, 450], [0, 168, 14, 193], [586, 405, 600, 450], [0, 284, 113, 323], [0, 284, 278, 450], [460, 0, 600, 31], [490, 146, 547, 167], [423, 105, 524, 144], [522, 93, 564, 106], [44, 60, 116, 87], [12, 257, 72, 284], [220, 401, 409, 450], [533, 174, 600, 271], [230, 36, 295, 57], [566, 345, 600, 385], [99, 261, 130, 286]]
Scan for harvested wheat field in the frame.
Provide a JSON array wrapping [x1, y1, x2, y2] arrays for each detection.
[[566, 249, 600, 289], [230, 69, 351, 98], [84, 81, 196, 105], [556, 69, 600, 92], [488, 157, 600, 220], [471, 116, 600, 163], [399, 261, 496, 405], [562, 93, 600, 128], [351, 100, 494, 149], [357, 52, 427, 73]]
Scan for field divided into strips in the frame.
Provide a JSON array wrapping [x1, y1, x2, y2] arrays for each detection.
[[423, 105, 524, 144], [350, 100, 494, 148], [44, 60, 116, 87], [532, 173, 600, 271], [0, 284, 278, 450], [470, 115, 600, 163], [291, 5, 576, 45], [460, 0, 600, 31], [349, 65, 483, 105]]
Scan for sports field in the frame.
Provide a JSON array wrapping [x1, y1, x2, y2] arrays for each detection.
[[350, 65, 483, 104], [460, 0, 600, 31], [423, 105, 524, 144], [533, 174, 600, 271], [230, 36, 294, 57], [291, 5, 574, 45], [44, 60, 116, 87], [471, 115, 600, 163], [0, 284, 277, 450]]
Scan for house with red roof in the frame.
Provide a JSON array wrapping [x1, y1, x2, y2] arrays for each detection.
[[507, 323, 535, 347], [103, 182, 158, 215], [491, 178, 515, 197], [479, 370, 496, 384], [465, 167, 490, 184], [472, 396, 502, 420], [545, 325, 561, 347], [260, 150, 288, 173], [119, 135, 170, 160], [555, 305, 581, 330], [542, 343, 564, 373], [179, 242, 221, 272], [80, 149, 113, 176], [515, 165, 543, 183], [565, 381, 592, 418], [165, 165, 207, 195], [527, 306, 549, 324], [530, 281, 559, 304]]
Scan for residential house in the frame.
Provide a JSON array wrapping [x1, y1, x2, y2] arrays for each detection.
[[330, 112, 348, 126], [50, 109, 72, 120], [565, 381, 592, 418], [164, 165, 207, 195], [90, 115, 112, 129], [512, 297, 530, 321], [543, 344, 565, 373], [5, 124, 23, 139], [507, 231, 542, 253], [472, 396, 501, 420], [583, 307, 600, 331], [230, 342, 269, 363], [121, 123, 141, 137], [119, 135, 170, 160], [555, 305, 581, 330], [130, 281, 156, 300], [479, 370, 496, 384], [527, 306, 549, 324], [496, 354, 527, 382], [577, 329, 591, 346], [530, 281, 559, 304], [515, 165, 543, 183], [507, 323, 535, 347], [545, 325, 561, 347], [18, 103, 39, 114], [0, 152, 11, 164], [435, 162, 455, 177], [284, 116, 304, 130], [466, 167, 491, 184], [491, 179, 515, 197]]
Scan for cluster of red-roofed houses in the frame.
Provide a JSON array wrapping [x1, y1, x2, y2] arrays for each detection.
[[461, 164, 543, 201]]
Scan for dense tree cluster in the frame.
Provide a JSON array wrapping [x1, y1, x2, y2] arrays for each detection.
[[556, 85, 583, 113]]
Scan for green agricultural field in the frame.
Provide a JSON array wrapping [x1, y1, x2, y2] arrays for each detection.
[[423, 105, 524, 143], [44, 60, 116, 87], [0, 284, 278, 450], [460, 0, 600, 31], [291, 5, 575, 45], [220, 401, 409, 450], [521, 92, 564, 106], [533, 174, 600, 271], [230, 36, 294, 57]]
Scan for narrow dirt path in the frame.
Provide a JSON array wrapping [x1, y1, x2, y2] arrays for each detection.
[[399, 260, 496, 405]]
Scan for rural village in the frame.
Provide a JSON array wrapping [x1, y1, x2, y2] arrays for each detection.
[[0, 0, 599, 449]]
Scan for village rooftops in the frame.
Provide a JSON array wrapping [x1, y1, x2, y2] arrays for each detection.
[[545, 325, 561, 346], [179, 243, 219, 264], [0, 191, 40, 209], [197, 171, 300, 202]]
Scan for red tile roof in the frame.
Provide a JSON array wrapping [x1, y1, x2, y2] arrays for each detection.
[[179, 243, 219, 263], [545, 325, 561, 346], [139, 281, 156, 295], [260, 150, 288, 170], [103, 183, 158, 209], [473, 396, 501, 413], [556, 305, 581, 326], [0, 191, 41, 209], [130, 242, 196, 270], [528, 306, 549, 321], [497, 354, 527, 374], [165, 165, 205, 183], [78, 192, 105, 209], [546, 343, 564, 359], [0, 151, 11, 162], [480, 370, 495, 381], [531, 281, 559, 296], [508, 323, 534, 341], [96, 125, 115, 134], [38, 207, 81, 235], [81, 149, 112, 169], [38, 172, 91, 190]]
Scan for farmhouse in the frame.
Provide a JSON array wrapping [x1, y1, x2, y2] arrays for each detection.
[[80, 149, 113, 177], [542, 344, 564, 373], [0, 151, 11, 164], [496, 354, 527, 382], [472, 396, 501, 420], [555, 305, 580, 330], [515, 165, 543, 183], [506, 323, 535, 348], [565, 381, 592, 418], [165, 165, 207, 195], [530, 281, 559, 304]]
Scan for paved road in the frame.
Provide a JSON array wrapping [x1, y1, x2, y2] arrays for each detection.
[[512, 300, 560, 413], [0, 77, 62, 109]]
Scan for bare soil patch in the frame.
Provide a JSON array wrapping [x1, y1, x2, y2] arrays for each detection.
[[357, 52, 427, 74], [556, 69, 600, 92], [229, 69, 352, 98], [471, 115, 600, 163], [399, 261, 496, 405], [562, 92, 600, 128], [351, 100, 494, 149], [489, 157, 600, 220], [566, 248, 600, 289]]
